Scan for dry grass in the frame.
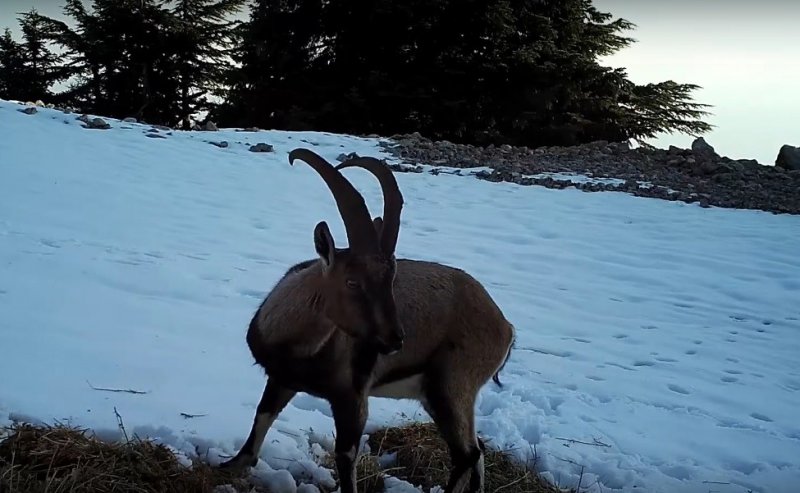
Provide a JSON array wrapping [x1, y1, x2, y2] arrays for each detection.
[[1, 420, 563, 493], [361, 422, 564, 493], [0, 422, 264, 493]]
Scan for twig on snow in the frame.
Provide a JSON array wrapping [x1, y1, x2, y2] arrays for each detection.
[[87, 380, 148, 395], [555, 437, 611, 448], [113, 406, 129, 443]]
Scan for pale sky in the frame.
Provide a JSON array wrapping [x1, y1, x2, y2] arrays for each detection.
[[1, 0, 797, 164]]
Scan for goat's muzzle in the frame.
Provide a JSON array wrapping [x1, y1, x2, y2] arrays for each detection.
[[376, 325, 405, 355]]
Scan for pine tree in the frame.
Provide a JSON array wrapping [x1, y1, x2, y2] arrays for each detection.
[[212, 0, 324, 128], [0, 10, 64, 103], [166, 0, 247, 128], [219, 0, 711, 147], [0, 29, 25, 100], [33, 0, 178, 124]]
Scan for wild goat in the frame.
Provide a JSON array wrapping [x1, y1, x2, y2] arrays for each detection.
[[220, 148, 515, 493]]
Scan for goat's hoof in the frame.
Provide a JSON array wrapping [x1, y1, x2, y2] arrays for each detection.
[[218, 453, 257, 472]]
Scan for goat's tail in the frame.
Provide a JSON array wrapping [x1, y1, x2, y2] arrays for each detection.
[[492, 324, 516, 388]]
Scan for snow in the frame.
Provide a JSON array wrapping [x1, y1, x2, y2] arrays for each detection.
[[1, 99, 799, 493]]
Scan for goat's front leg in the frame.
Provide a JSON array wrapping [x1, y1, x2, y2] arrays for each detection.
[[330, 393, 368, 493], [219, 378, 296, 471]]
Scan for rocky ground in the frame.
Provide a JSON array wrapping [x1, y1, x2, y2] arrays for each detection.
[[375, 133, 800, 215]]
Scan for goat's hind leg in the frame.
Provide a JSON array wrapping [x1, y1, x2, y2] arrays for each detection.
[[424, 381, 485, 493], [219, 378, 296, 471]]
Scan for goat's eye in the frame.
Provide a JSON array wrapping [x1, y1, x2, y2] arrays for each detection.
[[346, 279, 359, 289]]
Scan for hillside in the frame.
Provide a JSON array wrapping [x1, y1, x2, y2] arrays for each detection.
[[1, 99, 799, 493]]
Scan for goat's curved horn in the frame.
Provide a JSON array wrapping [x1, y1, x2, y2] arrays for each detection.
[[289, 149, 379, 253], [336, 157, 403, 256]]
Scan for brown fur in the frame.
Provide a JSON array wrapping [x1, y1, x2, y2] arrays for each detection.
[[220, 150, 515, 493]]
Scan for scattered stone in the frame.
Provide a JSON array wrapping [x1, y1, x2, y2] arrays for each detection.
[[204, 121, 218, 131], [152, 124, 171, 131], [775, 144, 800, 171], [379, 133, 800, 215], [85, 117, 111, 130], [239, 127, 260, 132], [337, 152, 360, 162], [249, 143, 274, 153], [210, 141, 229, 148], [123, 117, 138, 123], [691, 137, 716, 156], [145, 133, 167, 139], [192, 123, 202, 131], [18, 107, 37, 115]]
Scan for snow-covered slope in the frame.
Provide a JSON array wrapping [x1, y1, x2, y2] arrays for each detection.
[[1, 100, 799, 493]]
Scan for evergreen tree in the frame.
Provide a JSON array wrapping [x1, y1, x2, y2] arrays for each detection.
[[166, 0, 248, 128], [213, 0, 324, 128], [219, 0, 711, 146], [0, 10, 63, 103], [33, 0, 178, 123], [18, 9, 63, 102], [0, 29, 25, 100]]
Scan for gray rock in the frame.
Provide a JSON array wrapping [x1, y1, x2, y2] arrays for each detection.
[[204, 121, 218, 131], [775, 144, 800, 171], [249, 143, 274, 153], [691, 137, 718, 159], [337, 152, 360, 162], [86, 117, 111, 130], [123, 117, 138, 123], [18, 107, 37, 115], [145, 133, 167, 139], [210, 141, 229, 148]]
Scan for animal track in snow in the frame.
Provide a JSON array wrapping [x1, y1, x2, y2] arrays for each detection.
[[750, 413, 773, 423], [179, 253, 209, 261], [655, 357, 678, 363], [633, 360, 656, 367], [238, 288, 264, 300], [721, 376, 738, 383], [667, 384, 690, 395], [39, 238, 62, 249]]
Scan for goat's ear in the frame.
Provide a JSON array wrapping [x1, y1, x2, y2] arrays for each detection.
[[372, 216, 384, 237], [314, 221, 336, 270]]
